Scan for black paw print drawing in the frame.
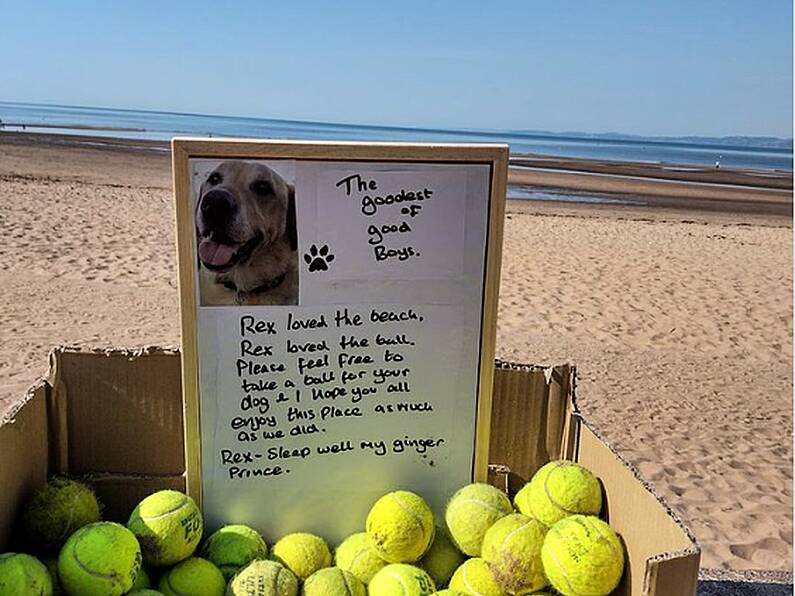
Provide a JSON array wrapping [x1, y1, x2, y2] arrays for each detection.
[[304, 244, 335, 272]]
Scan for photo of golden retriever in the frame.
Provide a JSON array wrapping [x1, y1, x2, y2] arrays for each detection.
[[196, 160, 298, 305]]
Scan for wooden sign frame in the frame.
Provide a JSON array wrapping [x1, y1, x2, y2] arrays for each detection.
[[173, 138, 508, 508]]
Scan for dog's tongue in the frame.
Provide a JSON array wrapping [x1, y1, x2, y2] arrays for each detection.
[[199, 239, 237, 267]]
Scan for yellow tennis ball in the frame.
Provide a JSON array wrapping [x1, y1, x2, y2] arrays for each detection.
[[541, 515, 624, 596], [22, 477, 102, 551], [369, 563, 436, 595], [366, 491, 435, 563], [127, 490, 203, 566], [448, 558, 504, 596], [159, 557, 225, 596], [227, 559, 298, 596], [272, 533, 332, 581], [0, 553, 53, 596], [201, 524, 268, 581], [514, 461, 602, 527], [129, 591, 165, 596], [334, 532, 388, 584], [481, 513, 548, 593], [57, 521, 141, 596], [444, 483, 512, 557], [431, 591, 464, 596], [419, 527, 465, 588], [303, 567, 366, 596]]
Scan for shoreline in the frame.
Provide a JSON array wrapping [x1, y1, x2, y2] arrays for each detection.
[[1, 130, 792, 221]]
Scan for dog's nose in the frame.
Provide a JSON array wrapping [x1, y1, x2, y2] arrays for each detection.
[[200, 189, 237, 226]]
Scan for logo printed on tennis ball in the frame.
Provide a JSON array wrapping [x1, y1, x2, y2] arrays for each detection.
[[226, 559, 298, 596], [541, 515, 625, 596]]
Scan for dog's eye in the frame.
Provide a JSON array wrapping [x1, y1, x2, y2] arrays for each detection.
[[251, 180, 274, 196], [208, 172, 222, 185]]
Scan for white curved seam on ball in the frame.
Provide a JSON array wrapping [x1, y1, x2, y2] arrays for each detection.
[[462, 563, 486, 596], [69, 538, 124, 589], [543, 537, 584, 596], [544, 463, 584, 516], [139, 498, 188, 521], [392, 493, 425, 531]]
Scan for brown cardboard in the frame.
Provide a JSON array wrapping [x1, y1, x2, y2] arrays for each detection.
[[0, 347, 700, 595]]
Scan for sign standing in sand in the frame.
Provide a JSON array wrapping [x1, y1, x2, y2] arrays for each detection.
[[173, 139, 507, 540]]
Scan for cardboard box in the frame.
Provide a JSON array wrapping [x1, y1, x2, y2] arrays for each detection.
[[0, 347, 700, 595]]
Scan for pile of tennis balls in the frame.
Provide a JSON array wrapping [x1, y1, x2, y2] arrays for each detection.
[[0, 459, 625, 596]]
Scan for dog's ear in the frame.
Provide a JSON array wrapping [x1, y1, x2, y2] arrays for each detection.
[[286, 184, 298, 251]]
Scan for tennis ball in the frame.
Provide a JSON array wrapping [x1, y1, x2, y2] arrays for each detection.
[[159, 557, 225, 596], [226, 559, 298, 596], [129, 591, 165, 596], [131, 566, 151, 590], [127, 490, 203, 566], [366, 491, 435, 563], [514, 460, 602, 527], [303, 567, 366, 596], [334, 532, 387, 584], [431, 591, 464, 596], [201, 524, 268, 581], [419, 527, 465, 588], [369, 564, 436, 595], [481, 513, 548, 593], [57, 521, 141, 596], [22, 477, 101, 551], [0, 553, 53, 596], [444, 483, 512, 557], [448, 558, 505, 596], [541, 515, 624, 596], [272, 532, 332, 581]]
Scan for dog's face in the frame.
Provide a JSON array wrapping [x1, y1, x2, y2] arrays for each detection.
[[196, 161, 296, 273]]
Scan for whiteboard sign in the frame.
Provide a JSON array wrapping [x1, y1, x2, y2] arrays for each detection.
[[174, 140, 507, 541]]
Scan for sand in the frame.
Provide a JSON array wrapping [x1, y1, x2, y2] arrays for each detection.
[[0, 133, 791, 573]]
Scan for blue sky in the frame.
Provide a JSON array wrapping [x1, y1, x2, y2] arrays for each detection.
[[1, 1, 792, 137]]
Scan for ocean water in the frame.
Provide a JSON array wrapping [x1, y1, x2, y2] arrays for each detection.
[[1, 101, 791, 172]]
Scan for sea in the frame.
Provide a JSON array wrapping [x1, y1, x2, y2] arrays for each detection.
[[1, 101, 791, 204]]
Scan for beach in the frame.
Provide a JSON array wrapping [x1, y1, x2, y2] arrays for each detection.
[[0, 132, 791, 574]]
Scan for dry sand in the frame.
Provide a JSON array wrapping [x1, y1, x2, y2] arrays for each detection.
[[0, 134, 791, 573]]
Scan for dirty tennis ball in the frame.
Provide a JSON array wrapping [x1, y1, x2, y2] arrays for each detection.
[[449, 558, 504, 596], [57, 521, 142, 596], [369, 563, 436, 595], [127, 490, 203, 567], [272, 532, 332, 581], [159, 557, 225, 596], [200, 524, 268, 581], [419, 527, 465, 588], [334, 532, 388, 584], [366, 491, 435, 563], [481, 513, 548, 594], [444, 483, 513, 557], [227, 559, 298, 596], [22, 477, 102, 551], [541, 515, 625, 596], [303, 567, 366, 596], [0, 553, 54, 596], [515, 460, 602, 527]]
